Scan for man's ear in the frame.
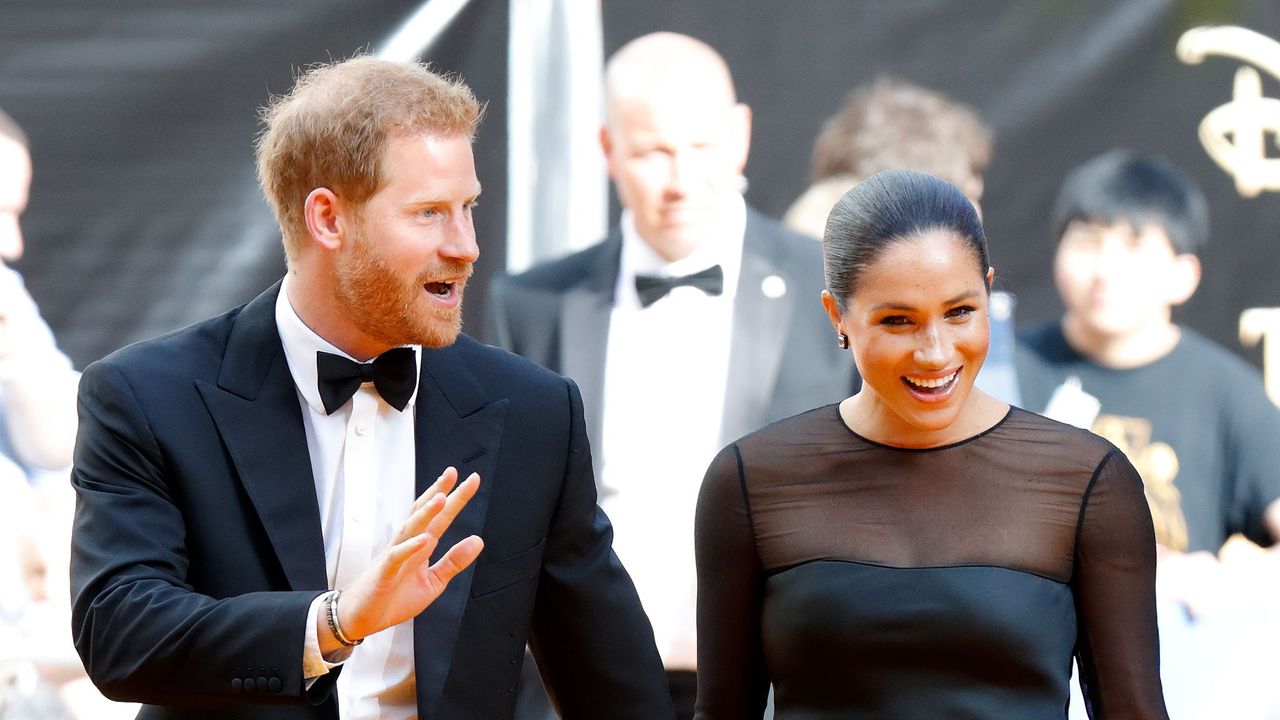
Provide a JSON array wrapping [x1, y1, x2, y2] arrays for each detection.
[[729, 102, 752, 175], [303, 187, 347, 252], [1167, 254, 1201, 306], [599, 124, 617, 180]]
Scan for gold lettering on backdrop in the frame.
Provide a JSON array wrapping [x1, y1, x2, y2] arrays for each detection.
[[1240, 307, 1280, 407], [1177, 26, 1280, 197], [1091, 415, 1189, 551]]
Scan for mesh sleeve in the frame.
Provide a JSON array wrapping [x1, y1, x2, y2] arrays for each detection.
[[693, 444, 770, 719], [1072, 450, 1169, 719]]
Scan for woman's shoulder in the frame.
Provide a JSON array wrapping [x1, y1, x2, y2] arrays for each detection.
[[731, 404, 845, 453], [708, 404, 851, 486], [1000, 404, 1106, 439], [700, 409, 840, 502], [994, 406, 1126, 472]]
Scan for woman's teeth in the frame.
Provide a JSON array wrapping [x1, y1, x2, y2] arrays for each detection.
[[905, 370, 958, 389]]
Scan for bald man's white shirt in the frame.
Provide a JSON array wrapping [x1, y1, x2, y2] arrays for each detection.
[[598, 194, 745, 670]]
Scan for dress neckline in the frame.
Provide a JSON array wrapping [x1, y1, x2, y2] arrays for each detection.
[[834, 404, 1016, 453]]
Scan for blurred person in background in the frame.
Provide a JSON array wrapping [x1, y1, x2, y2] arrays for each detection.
[[0, 108, 78, 488], [1017, 149, 1280, 720], [0, 477, 71, 719], [783, 77, 992, 239], [488, 32, 854, 719], [1, 482, 136, 719], [0, 106, 125, 720], [783, 79, 1019, 405]]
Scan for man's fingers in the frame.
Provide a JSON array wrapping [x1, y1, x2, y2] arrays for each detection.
[[346, 534, 484, 640], [393, 533, 482, 600], [394, 472, 480, 555], [428, 535, 484, 586], [425, 473, 480, 539], [395, 492, 446, 544], [384, 529, 440, 575], [412, 467, 459, 513]]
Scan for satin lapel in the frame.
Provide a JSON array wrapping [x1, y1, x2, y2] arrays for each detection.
[[195, 283, 328, 592], [558, 235, 619, 481], [413, 342, 509, 718], [721, 225, 794, 446]]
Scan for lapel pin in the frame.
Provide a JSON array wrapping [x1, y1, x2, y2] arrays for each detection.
[[761, 275, 787, 299]]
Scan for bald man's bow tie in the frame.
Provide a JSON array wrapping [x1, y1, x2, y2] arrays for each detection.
[[634, 265, 724, 307]]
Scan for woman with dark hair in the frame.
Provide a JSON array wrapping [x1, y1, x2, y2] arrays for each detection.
[[694, 170, 1168, 719]]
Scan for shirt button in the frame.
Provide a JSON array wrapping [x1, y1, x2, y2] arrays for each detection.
[[355, 423, 369, 436], [352, 513, 363, 523]]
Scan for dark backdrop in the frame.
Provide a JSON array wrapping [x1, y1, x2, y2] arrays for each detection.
[[2, 0, 508, 366], [3, 0, 1278, 370]]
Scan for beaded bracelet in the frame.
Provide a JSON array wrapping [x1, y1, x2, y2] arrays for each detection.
[[326, 590, 362, 647]]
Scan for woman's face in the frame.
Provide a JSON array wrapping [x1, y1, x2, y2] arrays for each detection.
[[825, 230, 992, 442]]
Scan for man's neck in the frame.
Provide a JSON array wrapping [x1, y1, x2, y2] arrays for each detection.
[[283, 271, 389, 361], [1060, 315, 1181, 370]]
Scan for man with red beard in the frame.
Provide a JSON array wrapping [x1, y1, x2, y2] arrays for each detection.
[[68, 57, 671, 720]]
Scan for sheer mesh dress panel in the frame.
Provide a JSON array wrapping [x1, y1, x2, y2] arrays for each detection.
[[694, 405, 1167, 720]]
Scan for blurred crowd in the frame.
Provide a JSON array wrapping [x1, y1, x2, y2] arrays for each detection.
[[0, 110, 135, 718]]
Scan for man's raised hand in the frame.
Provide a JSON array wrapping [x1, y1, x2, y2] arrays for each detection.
[[323, 467, 483, 650]]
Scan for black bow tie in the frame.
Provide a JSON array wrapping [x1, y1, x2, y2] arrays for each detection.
[[634, 264, 724, 308], [316, 347, 417, 415]]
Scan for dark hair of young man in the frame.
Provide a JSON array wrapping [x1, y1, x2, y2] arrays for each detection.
[[1050, 150, 1209, 256]]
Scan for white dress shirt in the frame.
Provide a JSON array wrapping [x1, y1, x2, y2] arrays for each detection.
[[275, 277, 421, 720], [598, 195, 745, 670]]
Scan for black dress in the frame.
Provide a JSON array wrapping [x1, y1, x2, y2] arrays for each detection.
[[694, 405, 1168, 720]]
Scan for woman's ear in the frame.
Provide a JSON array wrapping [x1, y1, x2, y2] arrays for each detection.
[[821, 289, 844, 335]]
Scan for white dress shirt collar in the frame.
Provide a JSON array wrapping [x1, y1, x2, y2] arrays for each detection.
[[614, 193, 747, 310], [274, 275, 422, 415]]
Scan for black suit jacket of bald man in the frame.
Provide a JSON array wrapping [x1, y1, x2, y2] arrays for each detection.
[[487, 206, 858, 478]]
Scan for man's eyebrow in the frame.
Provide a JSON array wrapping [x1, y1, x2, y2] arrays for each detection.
[[405, 187, 483, 208]]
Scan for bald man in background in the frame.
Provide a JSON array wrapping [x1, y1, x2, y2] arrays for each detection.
[[488, 32, 853, 718]]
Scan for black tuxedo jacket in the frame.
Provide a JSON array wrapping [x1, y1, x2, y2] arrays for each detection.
[[68, 283, 672, 719], [487, 207, 857, 479]]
